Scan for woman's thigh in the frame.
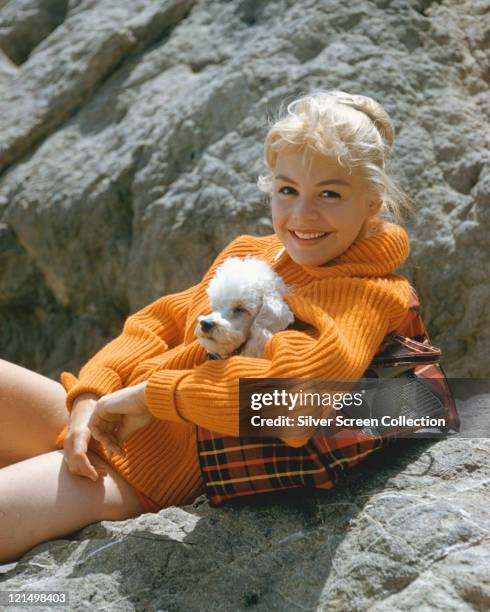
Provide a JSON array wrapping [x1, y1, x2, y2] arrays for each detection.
[[0, 359, 69, 465], [0, 449, 146, 564]]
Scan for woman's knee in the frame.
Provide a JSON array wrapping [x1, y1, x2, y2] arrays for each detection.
[[0, 358, 67, 420], [0, 359, 69, 465]]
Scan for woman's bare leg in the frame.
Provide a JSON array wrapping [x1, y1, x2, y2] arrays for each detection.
[[0, 449, 147, 564], [0, 358, 69, 466]]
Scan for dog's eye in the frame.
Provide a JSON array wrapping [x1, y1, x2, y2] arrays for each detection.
[[233, 305, 248, 315]]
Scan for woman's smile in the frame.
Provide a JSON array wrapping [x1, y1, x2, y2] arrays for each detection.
[[288, 229, 333, 245]]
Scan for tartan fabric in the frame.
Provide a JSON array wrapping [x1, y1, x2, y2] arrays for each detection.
[[196, 284, 458, 507]]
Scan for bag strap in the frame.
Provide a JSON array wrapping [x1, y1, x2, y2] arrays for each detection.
[[370, 332, 441, 368]]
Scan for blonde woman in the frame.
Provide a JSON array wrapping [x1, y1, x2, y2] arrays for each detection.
[[0, 90, 416, 563]]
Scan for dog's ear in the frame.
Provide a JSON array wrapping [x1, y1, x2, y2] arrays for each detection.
[[257, 293, 295, 334], [241, 293, 294, 358]]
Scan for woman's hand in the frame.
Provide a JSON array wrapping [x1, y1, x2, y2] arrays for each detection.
[[63, 396, 108, 482], [87, 381, 154, 458]]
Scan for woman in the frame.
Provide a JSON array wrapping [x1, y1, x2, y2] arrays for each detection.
[[0, 90, 415, 563]]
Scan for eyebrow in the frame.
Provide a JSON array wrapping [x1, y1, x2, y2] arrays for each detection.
[[274, 174, 351, 187]]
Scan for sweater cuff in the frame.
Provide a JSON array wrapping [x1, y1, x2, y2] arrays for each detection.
[[144, 369, 192, 423], [62, 367, 123, 413]]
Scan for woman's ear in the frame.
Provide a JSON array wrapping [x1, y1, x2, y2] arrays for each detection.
[[360, 197, 383, 239], [367, 197, 383, 217]]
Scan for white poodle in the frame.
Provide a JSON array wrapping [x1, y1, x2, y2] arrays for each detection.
[[195, 256, 295, 359]]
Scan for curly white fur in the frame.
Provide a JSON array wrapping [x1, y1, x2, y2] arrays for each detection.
[[195, 256, 295, 358]]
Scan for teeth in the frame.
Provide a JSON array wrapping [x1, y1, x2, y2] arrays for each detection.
[[293, 231, 327, 239]]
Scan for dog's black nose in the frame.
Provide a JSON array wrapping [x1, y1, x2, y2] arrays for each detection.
[[200, 320, 215, 332]]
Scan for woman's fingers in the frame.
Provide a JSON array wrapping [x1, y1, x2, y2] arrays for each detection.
[[65, 428, 99, 481], [100, 430, 126, 457], [91, 430, 126, 458], [88, 410, 129, 457], [63, 425, 110, 481], [64, 451, 108, 481], [78, 452, 100, 481], [63, 445, 97, 481], [64, 435, 110, 480], [88, 413, 125, 455], [86, 385, 153, 453]]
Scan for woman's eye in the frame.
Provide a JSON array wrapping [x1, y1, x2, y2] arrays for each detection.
[[321, 190, 341, 199], [278, 186, 297, 195], [233, 305, 248, 315], [277, 186, 340, 199]]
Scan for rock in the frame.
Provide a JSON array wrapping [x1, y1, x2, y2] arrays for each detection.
[[0, 2, 488, 604], [0, 0, 488, 377], [0, 0, 69, 65], [1, 437, 489, 610]]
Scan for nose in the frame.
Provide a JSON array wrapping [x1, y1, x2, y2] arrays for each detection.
[[294, 195, 320, 221], [200, 320, 215, 332]]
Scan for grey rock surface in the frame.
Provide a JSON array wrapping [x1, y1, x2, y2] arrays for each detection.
[[0, 0, 488, 377], [0, 1, 489, 608], [1, 437, 489, 611]]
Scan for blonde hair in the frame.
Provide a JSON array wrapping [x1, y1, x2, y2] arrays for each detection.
[[257, 90, 415, 233]]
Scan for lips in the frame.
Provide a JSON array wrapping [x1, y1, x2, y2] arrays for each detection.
[[289, 229, 332, 244]]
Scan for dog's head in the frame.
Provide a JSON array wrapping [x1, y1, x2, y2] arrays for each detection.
[[195, 256, 294, 358]]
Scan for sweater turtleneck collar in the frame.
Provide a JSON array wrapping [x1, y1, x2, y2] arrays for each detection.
[[266, 222, 410, 279]]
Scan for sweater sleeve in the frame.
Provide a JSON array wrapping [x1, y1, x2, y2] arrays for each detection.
[[144, 276, 412, 446], [60, 235, 250, 413]]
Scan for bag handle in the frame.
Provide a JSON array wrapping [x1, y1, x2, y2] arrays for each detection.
[[369, 332, 441, 369]]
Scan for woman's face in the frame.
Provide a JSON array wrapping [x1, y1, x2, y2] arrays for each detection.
[[270, 149, 381, 266]]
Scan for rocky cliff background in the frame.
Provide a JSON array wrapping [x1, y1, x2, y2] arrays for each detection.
[[0, 0, 488, 378], [1, 0, 489, 609]]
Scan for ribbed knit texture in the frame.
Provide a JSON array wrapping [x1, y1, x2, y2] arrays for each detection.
[[55, 223, 412, 507]]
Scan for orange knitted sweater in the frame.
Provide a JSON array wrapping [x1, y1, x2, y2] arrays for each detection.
[[55, 222, 412, 507]]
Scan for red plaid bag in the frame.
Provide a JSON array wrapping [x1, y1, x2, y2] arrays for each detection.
[[196, 285, 460, 506]]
